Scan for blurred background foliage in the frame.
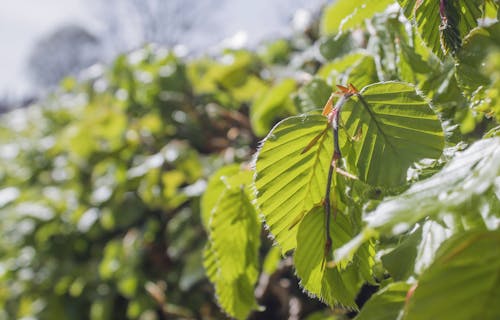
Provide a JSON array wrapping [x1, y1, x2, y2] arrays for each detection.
[[0, 16, 310, 319], [0, 1, 499, 319]]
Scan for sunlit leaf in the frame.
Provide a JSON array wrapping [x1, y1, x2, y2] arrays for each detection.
[[320, 0, 394, 35], [397, 0, 486, 59], [262, 245, 282, 275], [254, 113, 332, 253], [205, 170, 261, 319], [340, 82, 444, 187], [201, 164, 241, 228], [294, 207, 359, 308]]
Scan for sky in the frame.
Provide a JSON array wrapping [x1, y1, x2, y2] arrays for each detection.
[[0, 0, 95, 98], [0, 0, 325, 101]]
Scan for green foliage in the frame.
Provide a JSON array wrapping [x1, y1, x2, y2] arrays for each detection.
[[354, 282, 410, 320], [203, 168, 260, 319], [294, 78, 333, 113], [397, 0, 492, 58], [365, 137, 500, 234], [1, 1, 500, 320], [340, 82, 444, 187], [254, 114, 333, 253], [251, 78, 297, 136], [320, 0, 394, 35], [0, 48, 220, 319], [254, 80, 443, 308], [405, 230, 500, 320], [295, 207, 364, 308], [456, 23, 500, 123]]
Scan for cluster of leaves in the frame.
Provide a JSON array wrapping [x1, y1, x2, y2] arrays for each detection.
[[203, 0, 500, 319], [1, 1, 500, 320]]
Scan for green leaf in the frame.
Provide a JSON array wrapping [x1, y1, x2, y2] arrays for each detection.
[[189, 50, 257, 93], [319, 33, 362, 61], [456, 23, 500, 96], [320, 0, 394, 35], [418, 58, 462, 110], [204, 170, 261, 319], [333, 227, 376, 268], [366, 12, 409, 80], [404, 230, 500, 320], [203, 242, 218, 287], [294, 207, 359, 308], [259, 39, 292, 65], [346, 55, 380, 89], [381, 227, 423, 281], [485, 125, 500, 138], [355, 282, 410, 320], [254, 113, 332, 253], [397, 39, 433, 84], [255, 81, 444, 258], [397, 0, 417, 19], [381, 221, 449, 281], [305, 310, 341, 320], [262, 245, 282, 275], [293, 78, 333, 114], [340, 82, 444, 187], [317, 52, 366, 84], [201, 164, 242, 229], [250, 78, 296, 137], [398, 0, 485, 59], [365, 137, 500, 234]]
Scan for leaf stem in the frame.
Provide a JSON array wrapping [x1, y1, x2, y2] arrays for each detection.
[[322, 150, 335, 270]]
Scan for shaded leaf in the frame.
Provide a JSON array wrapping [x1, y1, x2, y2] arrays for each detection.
[[397, 39, 433, 84], [456, 23, 500, 96], [382, 221, 449, 281], [250, 78, 296, 137], [404, 230, 500, 320], [294, 79, 333, 114], [346, 55, 380, 89], [305, 310, 341, 320], [381, 227, 422, 281], [319, 33, 363, 61], [456, 23, 500, 122], [317, 52, 367, 84], [355, 282, 410, 320], [365, 137, 500, 234], [366, 12, 408, 80]]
